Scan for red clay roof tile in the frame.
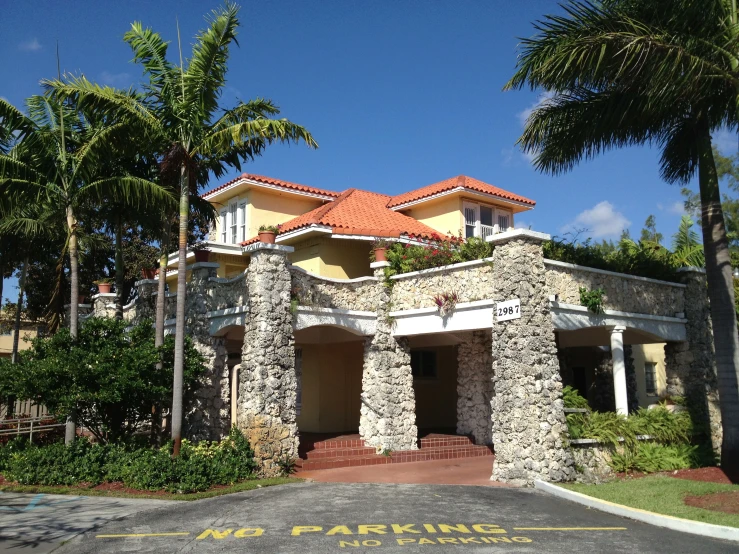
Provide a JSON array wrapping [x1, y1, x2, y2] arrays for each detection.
[[386, 175, 535, 208], [202, 173, 340, 199]]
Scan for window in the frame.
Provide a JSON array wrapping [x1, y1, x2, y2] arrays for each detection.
[[463, 201, 512, 239], [238, 202, 247, 242], [411, 350, 437, 380], [644, 362, 657, 395], [229, 201, 238, 244], [220, 209, 228, 243]]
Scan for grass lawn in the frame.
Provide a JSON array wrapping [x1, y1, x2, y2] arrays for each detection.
[[563, 475, 739, 528], [0, 477, 299, 501]]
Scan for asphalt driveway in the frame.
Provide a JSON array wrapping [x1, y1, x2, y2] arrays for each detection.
[[36, 481, 739, 553]]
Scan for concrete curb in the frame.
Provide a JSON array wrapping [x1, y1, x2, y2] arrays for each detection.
[[535, 479, 739, 542]]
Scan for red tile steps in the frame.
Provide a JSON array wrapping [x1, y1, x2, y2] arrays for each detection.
[[296, 434, 493, 471]]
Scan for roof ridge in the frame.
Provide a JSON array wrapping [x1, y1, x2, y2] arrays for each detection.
[[311, 188, 356, 222]]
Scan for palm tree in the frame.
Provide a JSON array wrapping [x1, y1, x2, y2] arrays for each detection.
[[51, 2, 318, 455], [0, 95, 172, 441], [672, 216, 706, 268], [506, 0, 739, 476]]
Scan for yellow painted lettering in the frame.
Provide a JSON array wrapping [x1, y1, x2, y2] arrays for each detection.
[[397, 538, 417, 545], [327, 526, 354, 536], [291, 526, 323, 536], [460, 537, 482, 544], [438, 538, 458, 544], [363, 540, 382, 546], [490, 537, 512, 543], [358, 525, 387, 535], [422, 524, 436, 533], [391, 524, 420, 534], [418, 538, 436, 544], [339, 540, 360, 547], [472, 524, 505, 534], [512, 537, 533, 543], [196, 529, 232, 540], [234, 528, 263, 538], [438, 524, 470, 534]]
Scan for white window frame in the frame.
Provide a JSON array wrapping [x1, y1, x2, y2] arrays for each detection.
[[229, 200, 238, 244], [219, 209, 228, 243], [463, 201, 513, 239], [238, 201, 248, 243]]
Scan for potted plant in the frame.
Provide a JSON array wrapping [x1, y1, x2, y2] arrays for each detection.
[[433, 291, 459, 317], [94, 278, 114, 294], [258, 224, 280, 244], [371, 238, 391, 262]]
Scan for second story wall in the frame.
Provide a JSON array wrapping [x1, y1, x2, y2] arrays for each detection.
[[290, 237, 372, 279], [401, 196, 463, 237]]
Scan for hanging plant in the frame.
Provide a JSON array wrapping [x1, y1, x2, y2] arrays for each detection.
[[433, 291, 459, 317]]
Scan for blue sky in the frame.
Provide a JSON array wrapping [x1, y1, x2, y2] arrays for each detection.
[[1, 0, 722, 301]]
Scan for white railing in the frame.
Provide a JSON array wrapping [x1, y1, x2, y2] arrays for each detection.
[[0, 416, 65, 443], [480, 224, 497, 240]]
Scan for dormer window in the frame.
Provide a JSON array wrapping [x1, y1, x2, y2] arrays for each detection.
[[463, 201, 512, 240]]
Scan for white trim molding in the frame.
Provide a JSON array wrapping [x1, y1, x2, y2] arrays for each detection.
[[289, 265, 378, 284], [551, 301, 687, 343], [486, 228, 551, 245], [275, 225, 333, 242], [202, 176, 337, 202], [544, 258, 687, 288], [390, 300, 495, 336], [389, 186, 534, 212], [390, 257, 493, 281]]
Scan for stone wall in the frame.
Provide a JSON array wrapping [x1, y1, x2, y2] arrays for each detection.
[[570, 442, 614, 483], [390, 260, 495, 310], [359, 266, 418, 451], [545, 261, 685, 317], [290, 267, 381, 311], [490, 234, 575, 485], [456, 330, 493, 445], [209, 272, 248, 311], [665, 269, 721, 452], [239, 246, 298, 476]]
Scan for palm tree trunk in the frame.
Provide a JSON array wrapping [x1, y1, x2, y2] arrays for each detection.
[[114, 214, 124, 320], [10, 259, 27, 365], [65, 204, 78, 444], [697, 125, 739, 480], [0, 257, 5, 308], [171, 166, 189, 456]]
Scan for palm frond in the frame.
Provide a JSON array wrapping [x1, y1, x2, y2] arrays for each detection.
[[123, 22, 176, 99], [78, 176, 176, 209]]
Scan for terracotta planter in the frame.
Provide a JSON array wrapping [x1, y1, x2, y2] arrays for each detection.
[[258, 231, 276, 244], [374, 247, 387, 262], [97, 283, 112, 294], [78, 294, 86, 305], [193, 250, 210, 263], [141, 268, 157, 279]]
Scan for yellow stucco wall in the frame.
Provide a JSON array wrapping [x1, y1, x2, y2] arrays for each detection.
[[631, 343, 667, 406], [289, 237, 372, 279], [296, 341, 364, 433], [0, 324, 39, 358], [402, 197, 463, 237], [212, 189, 324, 241], [412, 345, 458, 430]]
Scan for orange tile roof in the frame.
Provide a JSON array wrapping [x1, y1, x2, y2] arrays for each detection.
[[202, 173, 340, 199], [387, 175, 536, 208], [242, 189, 447, 245]]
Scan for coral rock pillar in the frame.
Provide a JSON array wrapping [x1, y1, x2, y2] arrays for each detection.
[[489, 230, 575, 485], [239, 244, 298, 476], [359, 262, 418, 451], [665, 268, 721, 452], [457, 330, 494, 445]]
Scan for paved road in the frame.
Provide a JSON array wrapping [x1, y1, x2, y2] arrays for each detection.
[[0, 491, 172, 553], [37, 482, 739, 553]]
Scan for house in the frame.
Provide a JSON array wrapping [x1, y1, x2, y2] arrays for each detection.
[[89, 173, 719, 484]]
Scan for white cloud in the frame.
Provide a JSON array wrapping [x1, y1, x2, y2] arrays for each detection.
[[514, 219, 531, 230], [657, 201, 684, 215], [517, 91, 555, 127], [561, 201, 631, 239], [100, 71, 132, 88], [712, 127, 737, 156], [18, 38, 42, 52]]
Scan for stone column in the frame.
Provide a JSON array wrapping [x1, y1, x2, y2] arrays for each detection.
[[488, 230, 575, 485], [91, 292, 116, 318], [610, 326, 628, 416], [359, 262, 418, 452], [456, 330, 493, 445], [665, 268, 721, 452], [185, 262, 230, 442], [238, 244, 298, 476], [131, 278, 158, 323]]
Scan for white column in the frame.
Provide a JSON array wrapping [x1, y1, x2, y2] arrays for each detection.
[[610, 326, 628, 416], [230, 364, 239, 427]]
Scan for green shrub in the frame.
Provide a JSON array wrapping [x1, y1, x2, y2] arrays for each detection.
[[1, 427, 257, 493], [610, 443, 699, 473], [384, 233, 493, 277], [562, 385, 589, 410], [628, 407, 692, 444]]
